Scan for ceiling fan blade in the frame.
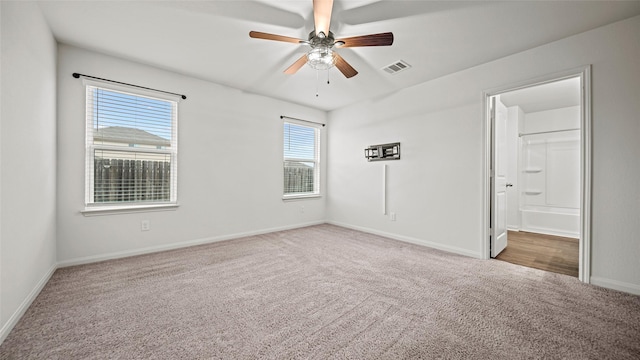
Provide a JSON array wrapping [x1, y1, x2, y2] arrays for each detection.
[[284, 55, 308, 75], [249, 31, 304, 44], [313, 0, 333, 35], [333, 53, 358, 78], [337, 32, 394, 47]]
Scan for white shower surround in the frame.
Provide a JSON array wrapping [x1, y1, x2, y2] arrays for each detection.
[[519, 106, 581, 238]]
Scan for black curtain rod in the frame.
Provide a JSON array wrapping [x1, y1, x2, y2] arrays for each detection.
[[280, 115, 325, 127], [72, 73, 187, 100]]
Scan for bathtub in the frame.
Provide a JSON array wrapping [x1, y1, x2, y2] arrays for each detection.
[[520, 205, 580, 238]]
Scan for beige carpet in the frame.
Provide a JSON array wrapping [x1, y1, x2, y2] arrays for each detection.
[[1, 224, 639, 359]]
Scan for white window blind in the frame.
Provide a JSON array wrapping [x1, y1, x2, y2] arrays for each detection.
[[283, 121, 320, 197], [85, 82, 178, 207]]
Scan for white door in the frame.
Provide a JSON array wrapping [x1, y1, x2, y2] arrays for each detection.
[[491, 96, 508, 257]]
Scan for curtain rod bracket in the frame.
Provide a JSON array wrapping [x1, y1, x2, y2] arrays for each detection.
[[72, 73, 187, 100]]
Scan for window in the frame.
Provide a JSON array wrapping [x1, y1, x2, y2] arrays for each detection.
[[85, 81, 178, 209], [283, 121, 320, 198]]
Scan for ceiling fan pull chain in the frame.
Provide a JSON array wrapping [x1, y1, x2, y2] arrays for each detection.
[[327, 69, 330, 85], [316, 70, 320, 97]]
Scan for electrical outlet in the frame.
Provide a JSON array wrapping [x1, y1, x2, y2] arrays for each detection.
[[141, 220, 150, 231], [390, 212, 396, 221]]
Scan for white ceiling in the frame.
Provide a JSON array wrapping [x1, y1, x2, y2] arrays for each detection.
[[500, 77, 581, 113], [37, 0, 640, 111]]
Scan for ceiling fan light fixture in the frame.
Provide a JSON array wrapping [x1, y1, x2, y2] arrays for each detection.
[[307, 45, 335, 70]]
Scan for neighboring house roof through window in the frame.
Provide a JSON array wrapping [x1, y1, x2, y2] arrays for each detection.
[[94, 126, 171, 147]]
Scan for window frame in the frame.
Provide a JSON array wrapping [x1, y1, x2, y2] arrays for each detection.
[[282, 119, 321, 200], [83, 79, 180, 213]]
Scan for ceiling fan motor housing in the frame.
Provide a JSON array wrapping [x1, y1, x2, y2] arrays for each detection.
[[308, 30, 338, 48]]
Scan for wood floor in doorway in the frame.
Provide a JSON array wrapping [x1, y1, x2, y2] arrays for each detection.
[[495, 231, 579, 277]]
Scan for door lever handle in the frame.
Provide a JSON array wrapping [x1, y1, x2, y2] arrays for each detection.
[[506, 183, 513, 187]]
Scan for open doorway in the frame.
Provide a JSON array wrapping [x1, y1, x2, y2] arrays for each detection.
[[483, 67, 591, 282]]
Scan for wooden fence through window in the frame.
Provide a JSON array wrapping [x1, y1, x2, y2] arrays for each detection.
[[284, 165, 314, 194], [94, 158, 170, 202]]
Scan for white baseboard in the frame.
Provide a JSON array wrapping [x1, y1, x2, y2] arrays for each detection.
[[0, 263, 57, 344], [520, 226, 579, 239], [58, 220, 326, 268], [590, 276, 640, 296], [327, 221, 483, 259]]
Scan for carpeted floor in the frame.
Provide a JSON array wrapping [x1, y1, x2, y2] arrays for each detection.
[[1, 224, 639, 359]]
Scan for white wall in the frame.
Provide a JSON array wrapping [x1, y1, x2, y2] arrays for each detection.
[[523, 106, 580, 134], [1, 2, 57, 341], [56, 45, 327, 264], [326, 99, 484, 258], [1, 0, 3, 340], [327, 15, 640, 293]]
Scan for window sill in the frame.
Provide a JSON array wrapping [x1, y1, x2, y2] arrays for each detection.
[[81, 203, 179, 216], [282, 194, 322, 201]]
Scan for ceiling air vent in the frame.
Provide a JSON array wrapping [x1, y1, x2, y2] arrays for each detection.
[[382, 60, 411, 75]]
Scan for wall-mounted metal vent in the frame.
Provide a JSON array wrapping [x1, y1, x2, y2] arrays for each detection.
[[382, 60, 411, 74]]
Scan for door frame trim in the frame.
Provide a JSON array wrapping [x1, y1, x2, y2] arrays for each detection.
[[481, 65, 592, 283]]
